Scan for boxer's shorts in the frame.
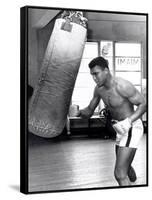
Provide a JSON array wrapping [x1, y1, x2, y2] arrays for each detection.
[[115, 119, 144, 148]]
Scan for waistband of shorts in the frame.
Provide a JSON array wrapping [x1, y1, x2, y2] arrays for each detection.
[[111, 118, 143, 125], [132, 118, 143, 126]]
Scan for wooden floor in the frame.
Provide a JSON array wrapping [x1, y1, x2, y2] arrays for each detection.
[[28, 133, 147, 192]]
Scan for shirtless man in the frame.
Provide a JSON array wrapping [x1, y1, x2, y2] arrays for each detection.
[[76, 56, 146, 186]]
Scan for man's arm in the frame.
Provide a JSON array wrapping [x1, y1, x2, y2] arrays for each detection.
[[78, 86, 100, 118], [117, 79, 146, 123]]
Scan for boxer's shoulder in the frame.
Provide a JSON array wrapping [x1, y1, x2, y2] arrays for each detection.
[[114, 77, 135, 97]]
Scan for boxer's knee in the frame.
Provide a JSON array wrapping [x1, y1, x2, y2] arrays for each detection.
[[114, 166, 128, 181]]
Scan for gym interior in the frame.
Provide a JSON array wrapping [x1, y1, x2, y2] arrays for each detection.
[[27, 7, 147, 193]]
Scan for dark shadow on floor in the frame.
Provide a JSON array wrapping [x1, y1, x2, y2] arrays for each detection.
[[9, 185, 20, 192]]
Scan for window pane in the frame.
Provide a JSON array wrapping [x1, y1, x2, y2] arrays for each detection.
[[72, 42, 98, 113], [75, 73, 95, 88], [115, 43, 141, 57], [99, 100, 105, 111], [72, 88, 94, 102], [79, 58, 92, 72], [72, 101, 91, 109], [115, 57, 141, 71], [72, 101, 99, 112], [115, 72, 141, 85], [82, 42, 98, 58]]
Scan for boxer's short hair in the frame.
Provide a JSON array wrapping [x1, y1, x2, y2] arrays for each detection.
[[88, 56, 109, 70]]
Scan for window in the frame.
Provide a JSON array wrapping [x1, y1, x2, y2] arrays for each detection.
[[72, 42, 97, 109], [115, 42, 142, 92]]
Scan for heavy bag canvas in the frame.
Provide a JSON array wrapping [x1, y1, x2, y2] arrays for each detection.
[[28, 18, 87, 138]]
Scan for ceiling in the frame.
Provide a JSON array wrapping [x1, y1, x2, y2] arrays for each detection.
[[29, 8, 146, 29]]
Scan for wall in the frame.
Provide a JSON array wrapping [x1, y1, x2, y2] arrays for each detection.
[[86, 13, 147, 78], [28, 10, 147, 87]]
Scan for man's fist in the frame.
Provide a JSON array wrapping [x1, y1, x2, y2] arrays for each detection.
[[69, 104, 80, 117]]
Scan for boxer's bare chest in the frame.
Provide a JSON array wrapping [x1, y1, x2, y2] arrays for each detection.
[[98, 86, 124, 108]]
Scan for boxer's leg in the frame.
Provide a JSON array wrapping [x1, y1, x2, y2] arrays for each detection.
[[114, 145, 136, 186], [128, 163, 137, 182], [115, 145, 137, 182], [114, 119, 144, 185]]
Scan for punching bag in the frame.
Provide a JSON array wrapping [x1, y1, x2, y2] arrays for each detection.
[[28, 11, 87, 138]]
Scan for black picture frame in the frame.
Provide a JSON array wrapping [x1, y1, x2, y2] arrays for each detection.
[[20, 5, 148, 194]]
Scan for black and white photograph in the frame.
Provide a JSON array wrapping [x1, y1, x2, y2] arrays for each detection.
[[20, 5, 148, 194]]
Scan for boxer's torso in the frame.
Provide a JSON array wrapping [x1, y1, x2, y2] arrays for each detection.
[[97, 77, 134, 121]]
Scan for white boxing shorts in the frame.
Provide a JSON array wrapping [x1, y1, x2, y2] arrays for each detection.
[[115, 119, 144, 148]]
